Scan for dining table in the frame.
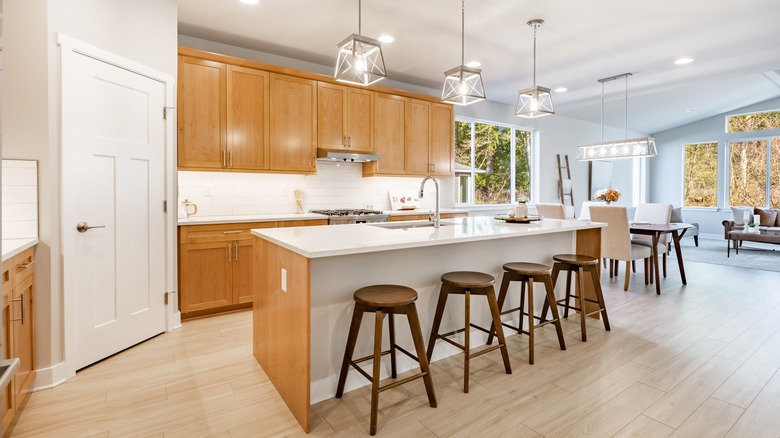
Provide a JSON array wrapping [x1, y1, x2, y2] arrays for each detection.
[[629, 222, 693, 294]]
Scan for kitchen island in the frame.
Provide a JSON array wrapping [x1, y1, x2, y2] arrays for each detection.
[[251, 216, 604, 432]]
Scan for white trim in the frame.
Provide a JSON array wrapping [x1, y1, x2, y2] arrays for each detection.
[[32, 361, 68, 391], [58, 33, 180, 380]]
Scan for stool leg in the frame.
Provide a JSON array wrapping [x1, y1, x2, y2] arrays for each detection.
[[426, 284, 449, 363], [388, 312, 397, 379], [487, 273, 512, 345], [464, 290, 471, 393], [577, 266, 588, 342], [589, 265, 611, 331], [527, 279, 535, 365], [370, 309, 384, 436], [486, 286, 512, 375], [544, 263, 563, 322], [405, 304, 437, 408], [564, 269, 573, 318], [336, 303, 365, 398], [542, 274, 566, 352], [519, 280, 527, 335]]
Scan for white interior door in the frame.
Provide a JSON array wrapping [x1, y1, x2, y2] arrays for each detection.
[[64, 52, 166, 371]]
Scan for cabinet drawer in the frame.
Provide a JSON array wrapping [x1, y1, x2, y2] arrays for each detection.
[[1, 259, 12, 297], [179, 222, 278, 244], [12, 248, 35, 287]]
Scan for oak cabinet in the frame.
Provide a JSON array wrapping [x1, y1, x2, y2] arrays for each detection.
[[430, 103, 455, 177], [177, 56, 226, 169], [317, 83, 373, 152], [228, 66, 270, 170], [269, 73, 318, 172], [406, 100, 454, 177], [363, 93, 408, 176], [1, 247, 36, 431]]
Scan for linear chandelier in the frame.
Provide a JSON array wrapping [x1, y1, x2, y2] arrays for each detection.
[[515, 19, 554, 118], [441, 0, 485, 106], [577, 73, 657, 161], [334, 0, 386, 86]]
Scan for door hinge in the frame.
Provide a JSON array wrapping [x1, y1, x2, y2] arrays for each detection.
[[164, 292, 168, 305], [163, 200, 167, 213], [163, 106, 175, 120]]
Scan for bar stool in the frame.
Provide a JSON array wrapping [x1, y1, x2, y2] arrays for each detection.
[[335, 284, 436, 436], [542, 254, 610, 342], [426, 271, 511, 393], [486, 262, 566, 364]]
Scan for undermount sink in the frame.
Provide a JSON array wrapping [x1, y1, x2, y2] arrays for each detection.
[[371, 221, 455, 230], [0, 358, 20, 394]]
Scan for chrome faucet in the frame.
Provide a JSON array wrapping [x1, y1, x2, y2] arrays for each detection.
[[419, 176, 440, 228]]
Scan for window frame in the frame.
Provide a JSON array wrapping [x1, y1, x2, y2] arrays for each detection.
[[725, 109, 780, 134], [680, 141, 719, 209], [724, 135, 779, 208], [453, 116, 536, 208]]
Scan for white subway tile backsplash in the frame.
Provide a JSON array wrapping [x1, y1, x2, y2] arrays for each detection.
[[2, 160, 39, 239]]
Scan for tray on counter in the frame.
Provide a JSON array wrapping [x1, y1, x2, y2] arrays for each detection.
[[494, 214, 543, 223]]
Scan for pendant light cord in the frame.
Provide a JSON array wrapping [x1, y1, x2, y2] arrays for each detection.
[[358, 0, 362, 35], [532, 26, 537, 87], [624, 74, 629, 141], [461, 0, 465, 66], [601, 82, 605, 144]]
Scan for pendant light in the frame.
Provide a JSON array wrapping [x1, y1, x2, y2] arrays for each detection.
[[577, 73, 657, 161], [441, 0, 485, 106], [515, 19, 554, 118], [334, 0, 386, 86]]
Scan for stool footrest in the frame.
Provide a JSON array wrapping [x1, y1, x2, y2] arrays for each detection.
[[349, 345, 426, 386], [468, 343, 504, 359], [378, 371, 429, 393], [353, 350, 391, 365]]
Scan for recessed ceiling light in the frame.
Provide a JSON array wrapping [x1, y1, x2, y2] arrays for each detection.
[[239, 0, 258, 4], [378, 35, 394, 43], [465, 61, 482, 68], [686, 108, 696, 112], [674, 57, 694, 65], [554, 87, 567, 93]]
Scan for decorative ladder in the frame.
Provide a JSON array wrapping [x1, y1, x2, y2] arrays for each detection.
[[557, 154, 575, 217]]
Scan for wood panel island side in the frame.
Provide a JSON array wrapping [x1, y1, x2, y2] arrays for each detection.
[[251, 216, 604, 432]]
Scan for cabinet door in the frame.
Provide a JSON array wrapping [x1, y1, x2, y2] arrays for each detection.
[[228, 66, 270, 170], [346, 88, 373, 151], [370, 93, 407, 175], [270, 73, 317, 172], [406, 99, 432, 176], [1, 292, 14, 431], [317, 82, 347, 150], [179, 242, 233, 313], [12, 275, 35, 403], [234, 240, 254, 305], [178, 56, 226, 169], [430, 103, 454, 176]]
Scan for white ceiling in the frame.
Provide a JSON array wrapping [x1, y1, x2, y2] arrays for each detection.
[[173, 0, 780, 134]]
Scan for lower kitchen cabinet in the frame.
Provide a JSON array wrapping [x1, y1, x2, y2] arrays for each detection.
[[2, 246, 36, 432], [178, 219, 327, 318]]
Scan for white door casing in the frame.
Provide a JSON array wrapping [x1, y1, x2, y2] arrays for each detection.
[[61, 36, 176, 376]]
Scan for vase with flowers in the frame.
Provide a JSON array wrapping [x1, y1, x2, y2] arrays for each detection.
[[594, 188, 620, 205]]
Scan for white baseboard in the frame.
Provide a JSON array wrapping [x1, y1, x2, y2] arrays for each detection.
[[32, 361, 68, 391], [167, 310, 182, 332]]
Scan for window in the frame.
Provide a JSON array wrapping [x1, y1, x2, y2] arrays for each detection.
[[728, 138, 780, 208], [455, 119, 532, 205], [683, 142, 718, 207], [727, 110, 780, 133]]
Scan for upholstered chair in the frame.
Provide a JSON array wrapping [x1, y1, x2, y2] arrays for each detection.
[[578, 201, 607, 221], [534, 203, 566, 219], [631, 203, 672, 277], [589, 206, 652, 291]]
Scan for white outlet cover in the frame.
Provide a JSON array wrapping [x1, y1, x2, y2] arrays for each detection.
[[281, 268, 287, 292]]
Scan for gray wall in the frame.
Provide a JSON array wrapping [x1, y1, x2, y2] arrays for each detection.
[[649, 96, 780, 236]]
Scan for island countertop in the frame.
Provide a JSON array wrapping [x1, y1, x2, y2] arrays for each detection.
[[251, 216, 605, 258]]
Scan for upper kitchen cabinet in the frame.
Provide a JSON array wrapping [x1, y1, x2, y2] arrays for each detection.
[[406, 100, 455, 177], [317, 83, 373, 152], [363, 93, 408, 176], [269, 73, 317, 173], [227, 66, 270, 170], [430, 103, 454, 177], [177, 56, 226, 169]]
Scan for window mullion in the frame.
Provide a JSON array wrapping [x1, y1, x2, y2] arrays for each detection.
[[470, 121, 476, 205]]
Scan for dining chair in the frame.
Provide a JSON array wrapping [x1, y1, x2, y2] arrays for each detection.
[[589, 206, 652, 291], [534, 203, 566, 219], [631, 203, 672, 277], [578, 201, 606, 221]]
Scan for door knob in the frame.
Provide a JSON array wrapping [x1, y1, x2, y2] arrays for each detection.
[[76, 222, 106, 233]]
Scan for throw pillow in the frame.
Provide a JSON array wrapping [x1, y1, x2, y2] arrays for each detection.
[[731, 206, 753, 226], [776, 210, 780, 227], [670, 207, 683, 223], [754, 207, 778, 227]]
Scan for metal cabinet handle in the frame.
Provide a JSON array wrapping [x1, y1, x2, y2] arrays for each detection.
[[222, 150, 227, 167], [16, 261, 34, 269], [343, 136, 347, 148], [348, 136, 352, 149], [228, 242, 232, 262], [12, 293, 24, 324], [77, 222, 106, 233], [235, 242, 239, 261], [223, 230, 242, 234], [229, 150, 233, 167]]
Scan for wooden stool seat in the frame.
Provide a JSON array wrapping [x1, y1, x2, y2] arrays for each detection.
[[502, 262, 551, 276], [543, 254, 610, 342], [354, 285, 417, 307], [336, 285, 436, 435], [441, 271, 495, 289], [428, 271, 511, 393], [552, 254, 599, 266], [487, 262, 566, 364]]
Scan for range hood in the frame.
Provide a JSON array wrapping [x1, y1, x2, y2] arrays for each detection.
[[316, 148, 379, 162]]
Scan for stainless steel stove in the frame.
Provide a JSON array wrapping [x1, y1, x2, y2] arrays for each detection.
[[310, 209, 390, 225]]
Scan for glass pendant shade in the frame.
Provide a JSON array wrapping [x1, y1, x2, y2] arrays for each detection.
[[335, 33, 386, 86], [515, 86, 554, 118], [577, 137, 657, 161], [442, 65, 485, 106]]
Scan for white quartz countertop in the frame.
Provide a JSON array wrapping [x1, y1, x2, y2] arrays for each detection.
[[176, 209, 465, 225], [252, 216, 605, 258], [2, 238, 39, 262]]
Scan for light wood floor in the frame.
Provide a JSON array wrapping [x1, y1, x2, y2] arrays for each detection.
[[8, 259, 780, 437]]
